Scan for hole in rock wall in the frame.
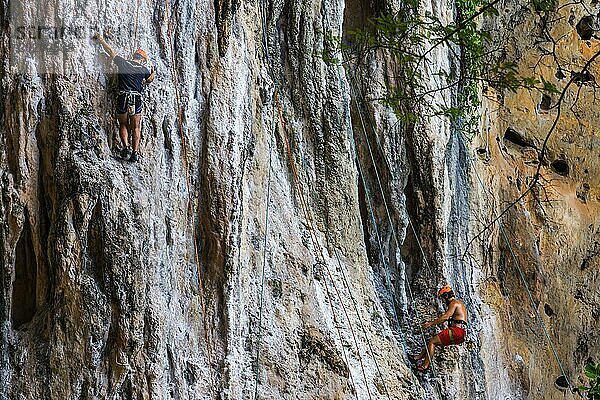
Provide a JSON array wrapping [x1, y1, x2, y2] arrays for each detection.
[[555, 69, 566, 80], [576, 16, 595, 40], [504, 128, 535, 148], [551, 159, 569, 176], [572, 70, 595, 85], [544, 303, 555, 317], [554, 375, 569, 391], [11, 213, 37, 329], [539, 94, 551, 111]]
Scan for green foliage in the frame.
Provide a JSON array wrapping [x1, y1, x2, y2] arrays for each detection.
[[579, 363, 600, 400], [531, 0, 556, 12], [328, 0, 569, 137]]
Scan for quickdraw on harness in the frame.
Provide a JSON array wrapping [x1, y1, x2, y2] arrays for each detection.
[[120, 90, 142, 116]]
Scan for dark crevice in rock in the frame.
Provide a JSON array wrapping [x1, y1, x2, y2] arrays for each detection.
[[165, 217, 174, 246], [544, 303, 554, 317], [184, 362, 197, 385], [166, 346, 177, 398], [504, 128, 536, 148], [120, 376, 133, 400], [401, 177, 422, 281], [342, 0, 383, 40], [162, 116, 173, 156], [348, 96, 381, 269], [87, 200, 106, 292], [11, 210, 37, 329], [356, 162, 375, 266], [577, 183, 590, 203], [214, 0, 240, 57], [37, 176, 51, 305], [0, 197, 7, 358], [576, 333, 599, 366], [403, 127, 438, 281], [585, 356, 595, 365], [580, 241, 600, 271], [550, 159, 569, 176], [197, 167, 228, 386], [555, 375, 569, 390]]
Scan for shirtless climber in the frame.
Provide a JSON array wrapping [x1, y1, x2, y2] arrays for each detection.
[[410, 285, 468, 372], [94, 33, 155, 162]]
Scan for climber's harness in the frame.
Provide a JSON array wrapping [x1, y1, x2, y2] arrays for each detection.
[[447, 319, 467, 345], [119, 90, 142, 116], [448, 318, 467, 328]]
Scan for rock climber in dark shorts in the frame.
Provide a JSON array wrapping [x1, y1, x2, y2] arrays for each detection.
[[410, 285, 468, 372], [94, 33, 155, 162]]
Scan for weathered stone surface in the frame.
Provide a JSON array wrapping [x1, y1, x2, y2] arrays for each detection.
[[473, 0, 600, 398], [1, 0, 598, 399]]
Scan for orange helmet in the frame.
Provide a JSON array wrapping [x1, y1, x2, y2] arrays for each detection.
[[133, 48, 148, 62], [438, 285, 453, 298]]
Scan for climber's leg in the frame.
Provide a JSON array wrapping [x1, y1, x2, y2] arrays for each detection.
[[117, 113, 131, 158], [129, 112, 142, 162], [419, 334, 442, 371]]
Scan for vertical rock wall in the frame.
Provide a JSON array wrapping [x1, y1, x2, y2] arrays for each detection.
[[1, 0, 597, 399], [472, 0, 600, 397]]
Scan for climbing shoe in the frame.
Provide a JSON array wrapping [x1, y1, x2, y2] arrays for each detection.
[[129, 151, 138, 163], [120, 147, 131, 160]]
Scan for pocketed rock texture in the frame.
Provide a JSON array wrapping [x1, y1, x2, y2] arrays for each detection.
[[0, 0, 598, 400]]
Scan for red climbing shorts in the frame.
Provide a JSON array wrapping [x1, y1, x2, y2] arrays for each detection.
[[438, 326, 466, 346]]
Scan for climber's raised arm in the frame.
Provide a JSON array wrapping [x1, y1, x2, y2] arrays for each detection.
[[93, 33, 117, 60]]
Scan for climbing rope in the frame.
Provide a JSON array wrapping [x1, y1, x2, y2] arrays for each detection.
[[317, 24, 395, 400], [348, 115, 409, 354], [341, 53, 453, 400], [253, 110, 274, 400], [273, 93, 370, 398], [321, 3, 435, 396], [164, 0, 216, 394], [257, 1, 374, 397], [415, 49, 573, 391], [411, 48, 573, 392], [333, 250, 392, 400], [344, 60, 439, 378], [469, 153, 573, 391], [132, 0, 141, 54]]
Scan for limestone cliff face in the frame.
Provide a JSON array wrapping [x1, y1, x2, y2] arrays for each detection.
[[473, 1, 600, 398], [0, 0, 597, 399]]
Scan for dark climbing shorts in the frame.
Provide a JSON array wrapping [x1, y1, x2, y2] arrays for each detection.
[[116, 92, 143, 115], [438, 326, 466, 346]]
